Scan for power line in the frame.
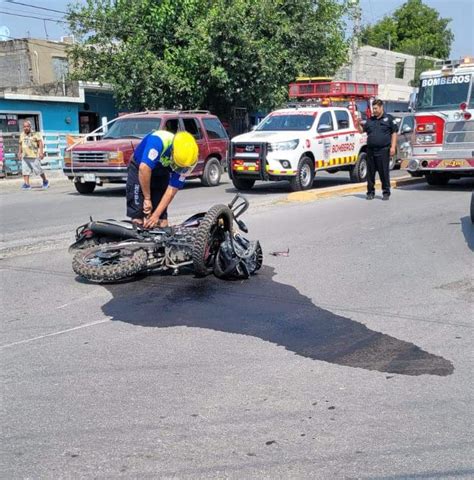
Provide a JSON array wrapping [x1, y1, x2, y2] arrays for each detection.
[[1, 6, 63, 20], [5, 0, 67, 15], [0, 10, 67, 23]]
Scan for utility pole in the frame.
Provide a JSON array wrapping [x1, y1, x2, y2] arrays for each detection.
[[349, 0, 361, 81]]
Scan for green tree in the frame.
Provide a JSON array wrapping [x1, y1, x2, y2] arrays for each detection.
[[66, 0, 349, 114], [361, 0, 453, 58]]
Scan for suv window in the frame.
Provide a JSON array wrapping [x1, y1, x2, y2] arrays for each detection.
[[164, 118, 179, 134], [203, 118, 228, 139], [103, 118, 161, 139], [335, 110, 350, 129], [318, 111, 334, 132], [401, 116, 414, 131], [182, 118, 202, 140]]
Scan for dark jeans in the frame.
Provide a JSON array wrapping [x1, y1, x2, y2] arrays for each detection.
[[126, 161, 169, 220], [367, 147, 391, 195]]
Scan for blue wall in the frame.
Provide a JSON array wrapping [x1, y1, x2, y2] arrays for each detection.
[[84, 92, 118, 123], [0, 92, 118, 133], [0, 99, 80, 133]]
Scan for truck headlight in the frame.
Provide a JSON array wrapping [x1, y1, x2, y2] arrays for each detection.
[[107, 151, 124, 164], [415, 134, 435, 144], [64, 150, 71, 166], [268, 139, 299, 151]]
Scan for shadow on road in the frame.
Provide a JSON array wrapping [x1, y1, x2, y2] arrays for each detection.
[[401, 178, 474, 193], [101, 266, 453, 377], [460, 216, 474, 251]]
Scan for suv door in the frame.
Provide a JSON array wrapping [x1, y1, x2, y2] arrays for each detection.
[[397, 115, 414, 162], [162, 117, 180, 134], [316, 111, 335, 166], [181, 117, 206, 175], [332, 109, 357, 166], [201, 117, 229, 168]]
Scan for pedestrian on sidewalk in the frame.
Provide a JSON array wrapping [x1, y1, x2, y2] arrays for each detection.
[[18, 121, 49, 190], [358, 99, 397, 200]]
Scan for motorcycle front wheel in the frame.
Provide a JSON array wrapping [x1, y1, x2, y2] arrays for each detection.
[[72, 245, 148, 283], [192, 204, 233, 277]]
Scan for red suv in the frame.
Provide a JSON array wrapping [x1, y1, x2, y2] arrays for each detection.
[[64, 111, 229, 194]]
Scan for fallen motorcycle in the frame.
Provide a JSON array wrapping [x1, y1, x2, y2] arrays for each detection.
[[70, 194, 262, 283]]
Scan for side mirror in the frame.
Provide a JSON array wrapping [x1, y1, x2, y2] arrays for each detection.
[[318, 124, 332, 133], [402, 125, 413, 134]]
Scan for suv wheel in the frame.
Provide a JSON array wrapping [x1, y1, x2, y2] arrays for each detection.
[[232, 177, 255, 191], [350, 152, 367, 183], [289, 156, 315, 192], [201, 157, 222, 187], [75, 182, 96, 194], [389, 154, 396, 170]]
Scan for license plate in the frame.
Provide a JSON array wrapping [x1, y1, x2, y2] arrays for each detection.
[[441, 160, 464, 168], [83, 173, 96, 182]]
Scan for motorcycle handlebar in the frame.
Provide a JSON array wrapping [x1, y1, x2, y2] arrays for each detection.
[[228, 194, 249, 219]]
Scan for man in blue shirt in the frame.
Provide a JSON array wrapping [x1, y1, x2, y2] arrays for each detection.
[[126, 130, 198, 228]]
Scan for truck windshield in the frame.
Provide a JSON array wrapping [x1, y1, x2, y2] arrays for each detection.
[[256, 114, 315, 131], [103, 118, 162, 139], [416, 75, 472, 111]]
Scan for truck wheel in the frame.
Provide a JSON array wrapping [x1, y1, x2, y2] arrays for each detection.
[[350, 152, 367, 183], [232, 177, 255, 191], [201, 157, 222, 187], [75, 182, 96, 194], [289, 156, 314, 192], [425, 173, 449, 186]]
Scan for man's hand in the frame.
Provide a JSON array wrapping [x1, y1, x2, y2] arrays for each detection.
[[39, 151, 45, 160], [390, 146, 396, 157], [143, 198, 153, 216], [144, 213, 160, 229]]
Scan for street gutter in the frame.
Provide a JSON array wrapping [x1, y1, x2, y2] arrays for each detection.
[[284, 176, 425, 203]]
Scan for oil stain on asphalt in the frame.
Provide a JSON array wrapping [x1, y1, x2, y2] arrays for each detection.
[[102, 266, 453, 376]]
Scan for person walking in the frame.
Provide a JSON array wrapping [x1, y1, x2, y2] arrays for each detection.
[[358, 99, 397, 200], [18, 120, 49, 190]]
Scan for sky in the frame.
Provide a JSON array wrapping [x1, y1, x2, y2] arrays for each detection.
[[0, 0, 472, 58]]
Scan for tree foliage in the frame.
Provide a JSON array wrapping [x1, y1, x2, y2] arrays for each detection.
[[66, 0, 349, 114], [361, 0, 453, 59]]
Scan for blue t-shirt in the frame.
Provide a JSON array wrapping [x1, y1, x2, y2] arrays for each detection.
[[134, 130, 191, 189]]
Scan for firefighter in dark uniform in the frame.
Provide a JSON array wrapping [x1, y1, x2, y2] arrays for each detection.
[[358, 99, 398, 200]]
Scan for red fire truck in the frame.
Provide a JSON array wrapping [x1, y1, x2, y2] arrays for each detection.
[[405, 57, 474, 185]]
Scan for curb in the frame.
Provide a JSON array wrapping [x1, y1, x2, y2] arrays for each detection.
[[0, 170, 71, 188], [285, 176, 426, 203]]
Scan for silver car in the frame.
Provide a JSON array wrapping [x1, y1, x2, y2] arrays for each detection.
[[391, 114, 415, 170]]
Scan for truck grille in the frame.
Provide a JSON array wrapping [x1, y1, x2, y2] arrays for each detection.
[[444, 121, 474, 150], [72, 151, 108, 163]]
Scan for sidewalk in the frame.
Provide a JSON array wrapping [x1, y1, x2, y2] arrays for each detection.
[[0, 169, 70, 186]]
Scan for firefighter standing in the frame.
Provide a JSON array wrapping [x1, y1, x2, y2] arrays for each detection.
[[358, 99, 398, 200]]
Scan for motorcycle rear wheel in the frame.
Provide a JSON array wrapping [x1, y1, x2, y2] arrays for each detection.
[[72, 245, 148, 283]]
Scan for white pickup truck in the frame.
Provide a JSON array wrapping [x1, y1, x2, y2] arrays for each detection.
[[229, 106, 368, 191]]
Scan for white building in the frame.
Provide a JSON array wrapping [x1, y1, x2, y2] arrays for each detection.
[[336, 45, 425, 102]]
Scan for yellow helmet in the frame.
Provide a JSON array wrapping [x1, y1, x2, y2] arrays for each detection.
[[172, 131, 199, 169]]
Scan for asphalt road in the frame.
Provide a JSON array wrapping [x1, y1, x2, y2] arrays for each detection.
[[1, 174, 473, 479], [0, 170, 406, 258]]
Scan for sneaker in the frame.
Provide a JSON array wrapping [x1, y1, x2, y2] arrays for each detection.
[[21, 183, 31, 190], [366, 193, 375, 200], [382, 193, 390, 201], [42, 180, 50, 189]]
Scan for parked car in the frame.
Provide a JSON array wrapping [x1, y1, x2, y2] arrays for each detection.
[[64, 111, 229, 194], [391, 113, 415, 170]]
